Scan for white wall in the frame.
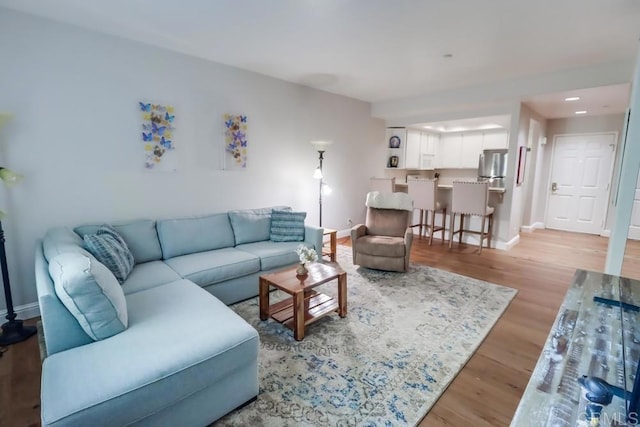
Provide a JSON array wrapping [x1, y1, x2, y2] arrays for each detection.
[[544, 114, 625, 231], [0, 9, 382, 312], [515, 105, 547, 231]]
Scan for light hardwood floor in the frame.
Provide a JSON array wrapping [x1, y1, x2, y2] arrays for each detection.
[[2, 229, 639, 426]]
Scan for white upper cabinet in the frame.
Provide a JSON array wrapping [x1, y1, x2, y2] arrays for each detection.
[[482, 129, 509, 150], [438, 134, 463, 168], [390, 127, 508, 170], [461, 133, 483, 168], [419, 133, 438, 169], [404, 129, 421, 169], [404, 129, 438, 170]]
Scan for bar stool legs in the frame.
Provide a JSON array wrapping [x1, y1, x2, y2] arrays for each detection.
[[427, 208, 446, 245], [448, 212, 493, 253]]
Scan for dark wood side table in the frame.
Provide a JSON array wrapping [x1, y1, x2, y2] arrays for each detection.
[[259, 262, 346, 341]]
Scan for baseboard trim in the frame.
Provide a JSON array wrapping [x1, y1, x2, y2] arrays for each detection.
[[337, 229, 351, 239], [520, 222, 545, 233], [499, 235, 521, 251], [0, 301, 40, 321]]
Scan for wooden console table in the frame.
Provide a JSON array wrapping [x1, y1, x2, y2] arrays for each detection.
[[511, 270, 640, 426]]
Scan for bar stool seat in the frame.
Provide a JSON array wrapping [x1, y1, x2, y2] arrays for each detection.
[[449, 180, 494, 253], [407, 178, 447, 245]]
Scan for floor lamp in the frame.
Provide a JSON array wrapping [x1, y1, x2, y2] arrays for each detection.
[[0, 219, 36, 345], [0, 164, 36, 345], [311, 140, 333, 227]]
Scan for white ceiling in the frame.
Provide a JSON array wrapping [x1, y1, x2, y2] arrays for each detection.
[[1, 0, 639, 122]]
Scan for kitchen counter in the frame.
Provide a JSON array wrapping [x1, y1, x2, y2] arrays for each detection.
[[394, 182, 506, 193]]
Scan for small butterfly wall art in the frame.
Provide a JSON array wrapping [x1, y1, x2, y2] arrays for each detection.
[[139, 102, 176, 169], [223, 114, 248, 169]]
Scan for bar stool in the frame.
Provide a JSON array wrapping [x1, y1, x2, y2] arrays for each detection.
[[407, 178, 447, 245], [449, 180, 494, 253], [369, 177, 396, 194]]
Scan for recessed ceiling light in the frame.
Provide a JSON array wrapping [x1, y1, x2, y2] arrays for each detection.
[[575, 110, 587, 115], [565, 97, 580, 101], [423, 125, 433, 129], [442, 53, 453, 58]]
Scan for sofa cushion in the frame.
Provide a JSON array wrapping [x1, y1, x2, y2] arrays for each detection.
[[42, 227, 91, 262], [355, 235, 407, 257], [228, 206, 290, 245], [157, 213, 235, 259], [235, 241, 302, 271], [48, 253, 128, 341], [40, 279, 259, 427], [121, 261, 182, 295], [83, 225, 135, 283], [270, 210, 306, 242], [75, 220, 163, 264], [164, 248, 260, 287]]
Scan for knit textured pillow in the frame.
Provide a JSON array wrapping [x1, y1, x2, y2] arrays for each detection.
[[84, 225, 135, 284], [270, 210, 306, 242]]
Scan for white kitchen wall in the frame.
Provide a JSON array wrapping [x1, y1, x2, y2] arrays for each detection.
[[0, 9, 382, 313]]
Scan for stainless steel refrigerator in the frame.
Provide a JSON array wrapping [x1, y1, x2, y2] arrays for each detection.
[[478, 149, 508, 187]]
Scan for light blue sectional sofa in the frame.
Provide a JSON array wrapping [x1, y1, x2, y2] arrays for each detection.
[[34, 206, 323, 426]]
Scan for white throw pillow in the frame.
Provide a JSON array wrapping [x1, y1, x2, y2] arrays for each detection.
[[49, 253, 128, 341]]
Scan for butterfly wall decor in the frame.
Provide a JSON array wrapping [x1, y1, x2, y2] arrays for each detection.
[[223, 114, 248, 170], [140, 101, 176, 170]]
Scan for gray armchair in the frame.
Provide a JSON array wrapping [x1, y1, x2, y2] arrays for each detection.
[[351, 191, 413, 272]]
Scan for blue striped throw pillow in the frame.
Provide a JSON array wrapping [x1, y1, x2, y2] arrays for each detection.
[[270, 210, 306, 242], [84, 225, 135, 284]]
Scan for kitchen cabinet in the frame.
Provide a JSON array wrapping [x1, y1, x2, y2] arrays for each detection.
[[404, 129, 421, 169], [385, 128, 406, 169], [405, 130, 438, 170], [461, 133, 483, 168], [394, 127, 508, 170], [419, 132, 438, 169], [482, 129, 509, 150], [438, 134, 463, 168]]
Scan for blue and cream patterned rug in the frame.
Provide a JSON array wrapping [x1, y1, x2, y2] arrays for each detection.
[[218, 247, 517, 426]]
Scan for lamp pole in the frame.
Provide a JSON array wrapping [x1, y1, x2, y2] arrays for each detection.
[[0, 220, 36, 345], [318, 150, 324, 227]]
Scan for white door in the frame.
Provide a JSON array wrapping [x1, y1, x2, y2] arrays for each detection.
[[546, 133, 616, 234], [628, 171, 640, 240]]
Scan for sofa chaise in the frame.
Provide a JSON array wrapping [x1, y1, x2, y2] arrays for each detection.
[[34, 206, 322, 426]]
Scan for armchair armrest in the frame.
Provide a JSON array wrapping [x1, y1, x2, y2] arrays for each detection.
[[351, 224, 366, 240], [403, 227, 413, 270], [304, 224, 323, 253], [351, 224, 366, 262]]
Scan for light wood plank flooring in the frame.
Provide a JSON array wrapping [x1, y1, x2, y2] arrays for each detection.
[[1, 229, 639, 426]]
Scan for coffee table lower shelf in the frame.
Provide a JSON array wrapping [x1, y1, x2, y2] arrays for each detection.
[[269, 290, 338, 330]]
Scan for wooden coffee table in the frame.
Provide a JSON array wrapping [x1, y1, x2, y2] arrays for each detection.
[[259, 262, 347, 341]]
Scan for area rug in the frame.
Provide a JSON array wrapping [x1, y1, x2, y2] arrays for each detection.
[[217, 247, 517, 426]]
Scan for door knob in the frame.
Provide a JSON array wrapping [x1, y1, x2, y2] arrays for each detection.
[[551, 182, 558, 192]]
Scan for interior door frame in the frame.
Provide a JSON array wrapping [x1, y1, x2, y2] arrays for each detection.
[[543, 131, 618, 235]]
